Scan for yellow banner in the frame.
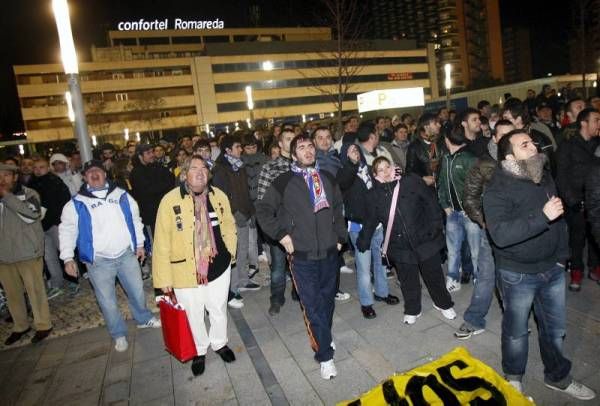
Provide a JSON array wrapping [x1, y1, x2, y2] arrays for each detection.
[[339, 347, 535, 405]]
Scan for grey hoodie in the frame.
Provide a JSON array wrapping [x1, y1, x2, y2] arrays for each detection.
[[0, 185, 44, 264]]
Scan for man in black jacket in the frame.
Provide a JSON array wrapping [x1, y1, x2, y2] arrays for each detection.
[[30, 157, 71, 299], [483, 129, 595, 400], [456, 119, 514, 340], [255, 134, 346, 380], [405, 112, 444, 187], [556, 108, 600, 290], [212, 133, 261, 308], [129, 144, 175, 279]]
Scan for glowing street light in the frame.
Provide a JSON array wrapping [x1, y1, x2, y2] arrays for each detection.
[[124, 128, 129, 141], [135, 132, 141, 142], [245, 85, 255, 125], [444, 63, 452, 109], [91, 135, 97, 147], [52, 0, 92, 162]]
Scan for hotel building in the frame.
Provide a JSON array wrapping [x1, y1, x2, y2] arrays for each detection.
[[14, 27, 438, 143]]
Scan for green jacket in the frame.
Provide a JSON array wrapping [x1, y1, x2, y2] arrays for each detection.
[[437, 147, 477, 211]]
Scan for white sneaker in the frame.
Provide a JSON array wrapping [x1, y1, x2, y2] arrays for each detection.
[[508, 380, 523, 393], [446, 277, 461, 292], [331, 341, 336, 351], [115, 337, 128, 352], [403, 313, 422, 325], [138, 317, 162, 329], [545, 380, 596, 400], [335, 291, 351, 301], [320, 359, 337, 380], [258, 252, 269, 263], [228, 298, 244, 309], [339, 265, 353, 274], [433, 304, 457, 320]]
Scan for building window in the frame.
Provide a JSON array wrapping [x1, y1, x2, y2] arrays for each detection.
[[133, 71, 145, 78], [160, 111, 171, 118], [116, 93, 128, 101], [112, 72, 125, 80]]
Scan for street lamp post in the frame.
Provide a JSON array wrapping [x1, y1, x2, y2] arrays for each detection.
[[245, 85, 254, 127], [52, 0, 93, 163], [444, 63, 452, 110]]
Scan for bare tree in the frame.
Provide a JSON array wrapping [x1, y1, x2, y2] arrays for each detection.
[[87, 96, 113, 140], [298, 0, 371, 134], [124, 92, 166, 142]]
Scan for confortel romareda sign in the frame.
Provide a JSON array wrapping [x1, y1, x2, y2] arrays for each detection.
[[117, 18, 225, 31]]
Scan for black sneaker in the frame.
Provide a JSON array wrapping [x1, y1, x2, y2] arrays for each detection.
[[239, 282, 261, 292], [215, 345, 236, 363], [268, 303, 281, 316], [374, 294, 400, 305], [248, 266, 259, 279], [31, 328, 52, 344], [4, 328, 31, 345], [191, 355, 206, 376], [454, 323, 485, 340], [361, 305, 377, 319], [460, 273, 471, 284]]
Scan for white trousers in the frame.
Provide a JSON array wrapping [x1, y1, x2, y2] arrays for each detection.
[[174, 266, 230, 355]]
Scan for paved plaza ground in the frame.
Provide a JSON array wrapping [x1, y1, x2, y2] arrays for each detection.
[[0, 260, 599, 405]]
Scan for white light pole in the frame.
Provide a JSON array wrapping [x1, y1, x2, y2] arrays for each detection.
[[444, 63, 452, 110], [245, 85, 254, 126], [52, 0, 92, 162]]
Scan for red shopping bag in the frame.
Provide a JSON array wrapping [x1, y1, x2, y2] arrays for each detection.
[[157, 293, 198, 362]]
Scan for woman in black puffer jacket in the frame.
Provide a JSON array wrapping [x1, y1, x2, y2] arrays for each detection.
[[357, 157, 455, 324]]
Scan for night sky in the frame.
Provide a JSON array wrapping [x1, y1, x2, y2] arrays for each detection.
[[0, 0, 574, 136]]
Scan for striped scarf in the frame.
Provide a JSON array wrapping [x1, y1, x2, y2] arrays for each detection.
[[291, 162, 330, 213], [191, 190, 218, 284]]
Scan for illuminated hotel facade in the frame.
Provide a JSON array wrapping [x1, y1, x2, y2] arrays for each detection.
[[14, 27, 439, 143]]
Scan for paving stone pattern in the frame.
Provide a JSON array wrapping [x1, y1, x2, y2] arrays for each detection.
[[1, 258, 599, 405]]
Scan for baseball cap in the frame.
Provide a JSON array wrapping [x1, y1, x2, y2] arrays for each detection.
[[81, 160, 106, 174], [536, 101, 552, 110], [49, 153, 69, 165]]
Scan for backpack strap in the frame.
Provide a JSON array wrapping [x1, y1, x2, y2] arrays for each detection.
[[382, 180, 400, 256]]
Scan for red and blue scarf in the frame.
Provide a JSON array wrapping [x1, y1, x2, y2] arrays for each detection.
[[291, 162, 330, 213]]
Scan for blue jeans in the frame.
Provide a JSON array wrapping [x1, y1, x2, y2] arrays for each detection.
[[463, 232, 496, 329], [269, 242, 287, 306], [446, 210, 481, 281], [498, 265, 572, 385], [349, 227, 389, 306], [86, 250, 154, 339], [290, 251, 338, 362]]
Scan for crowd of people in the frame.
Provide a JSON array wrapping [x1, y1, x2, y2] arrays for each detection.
[[0, 84, 599, 400]]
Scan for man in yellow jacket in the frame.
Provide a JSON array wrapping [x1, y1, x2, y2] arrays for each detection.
[[153, 155, 237, 377]]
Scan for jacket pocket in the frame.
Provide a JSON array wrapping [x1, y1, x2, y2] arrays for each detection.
[[170, 258, 186, 264]]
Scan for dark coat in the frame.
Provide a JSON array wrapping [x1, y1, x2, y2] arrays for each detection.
[[586, 163, 600, 245], [241, 152, 267, 203], [462, 146, 497, 227], [357, 175, 445, 265], [336, 159, 371, 224], [29, 173, 71, 231], [212, 155, 254, 220], [405, 136, 445, 178], [129, 161, 175, 228], [483, 168, 569, 274], [255, 170, 347, 260], [555, 134, 600, 209]]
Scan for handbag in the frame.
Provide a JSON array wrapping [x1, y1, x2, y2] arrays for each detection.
[[381, 179, 400, 266], [156, 292, 198, 362]]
